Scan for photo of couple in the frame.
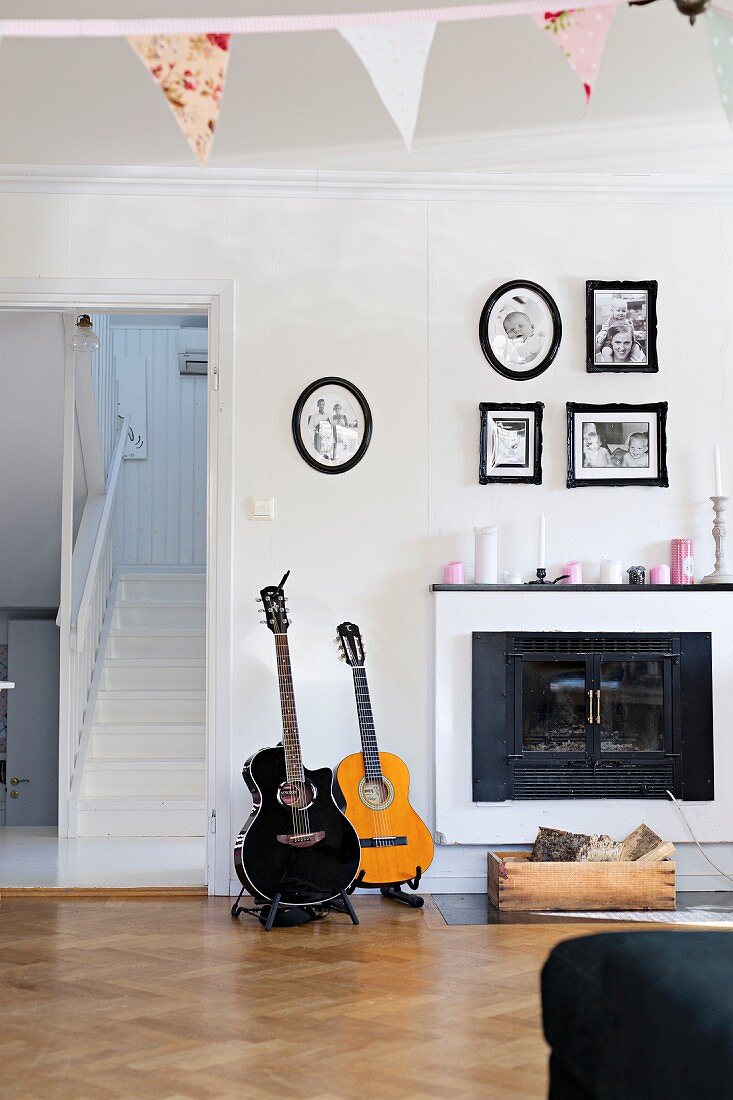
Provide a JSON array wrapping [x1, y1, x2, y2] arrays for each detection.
[[306, 394, 359, 465]]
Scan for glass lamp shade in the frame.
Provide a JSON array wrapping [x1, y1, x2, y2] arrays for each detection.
[[71, 314, 100, 353]]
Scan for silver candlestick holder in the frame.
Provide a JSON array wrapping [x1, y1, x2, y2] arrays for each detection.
[[701, 495, 733, 584]]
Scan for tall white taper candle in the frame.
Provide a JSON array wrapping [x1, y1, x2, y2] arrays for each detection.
[[539, 513, 546, 569], [714, 445, 723, 498]]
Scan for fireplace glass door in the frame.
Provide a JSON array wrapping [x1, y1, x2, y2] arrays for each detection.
[[519, 658, 590, 755], [595, 656, 668, 755]]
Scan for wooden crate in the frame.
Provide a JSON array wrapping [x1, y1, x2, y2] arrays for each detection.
[[487, 851, 675, 911]]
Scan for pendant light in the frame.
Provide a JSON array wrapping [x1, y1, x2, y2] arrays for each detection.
[[71, 314, 100, 353]]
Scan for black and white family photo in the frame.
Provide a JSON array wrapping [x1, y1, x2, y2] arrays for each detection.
[[586, 280, 658, 373], [479, 281, 561, 382], [566, 402, 668, 488], [292, 377, 373, 475]]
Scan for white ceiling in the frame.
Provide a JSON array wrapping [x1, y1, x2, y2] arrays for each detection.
[[0, 0, 732, 172]]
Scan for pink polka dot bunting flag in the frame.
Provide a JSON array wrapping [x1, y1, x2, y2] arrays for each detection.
[[531, 6, 618, 104], [128, 34, 231, 166]]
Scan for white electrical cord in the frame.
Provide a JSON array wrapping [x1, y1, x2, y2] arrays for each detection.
[[665, 789, 733, 887]]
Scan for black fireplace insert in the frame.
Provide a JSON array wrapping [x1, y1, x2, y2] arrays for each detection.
[[472, 632, 713, 801]]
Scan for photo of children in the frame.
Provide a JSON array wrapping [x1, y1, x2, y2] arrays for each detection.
[[582, 421, 650, 470], [491, 418, 529, 468], [487, 289, 553, 373], [592, 290, 648, 366]]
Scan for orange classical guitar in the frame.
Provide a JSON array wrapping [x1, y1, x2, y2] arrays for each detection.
[[334, 622, 434, 889]]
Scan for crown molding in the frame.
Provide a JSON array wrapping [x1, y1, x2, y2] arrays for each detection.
[[2, 164, 733, 203]]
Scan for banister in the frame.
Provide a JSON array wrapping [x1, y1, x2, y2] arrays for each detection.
[[71, 416, 129, 650]]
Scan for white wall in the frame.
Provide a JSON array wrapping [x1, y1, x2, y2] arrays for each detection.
[[111, 319, 207, 567], [2, 179, 733, 889], [0, 312, 86, 607]]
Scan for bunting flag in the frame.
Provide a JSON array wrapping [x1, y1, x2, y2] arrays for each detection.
[[531, 6, 618, 104], [706, 8, 733, 126], [128, 33, 231, 165], [338, 23, 436, 151]]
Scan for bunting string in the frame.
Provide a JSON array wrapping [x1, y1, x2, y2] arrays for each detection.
[[0, 0, 623, 38]]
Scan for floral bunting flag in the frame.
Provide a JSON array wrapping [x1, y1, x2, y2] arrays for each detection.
[[531, 6, 617, 104], [128, 33, 231, 165], [338, 23, 436, 152], [706, 9, 733, 126]]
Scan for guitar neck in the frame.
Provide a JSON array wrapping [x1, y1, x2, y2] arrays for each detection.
[[352, 667, 383, 780], [274, 634, 305, 783]]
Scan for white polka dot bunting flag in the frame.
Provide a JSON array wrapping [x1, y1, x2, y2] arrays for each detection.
[[707, 8, 733, 125]]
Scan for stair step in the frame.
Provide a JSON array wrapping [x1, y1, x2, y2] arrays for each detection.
[[118, 575, 206, 603], [113, 604, 205, 630], [108, 629, 205, 659], [91, 725, 205, 759], [95, 690, 205, 724], [101, 658, 206, 691], [76, 797, 206, 837], [81, 759, 205, 798]]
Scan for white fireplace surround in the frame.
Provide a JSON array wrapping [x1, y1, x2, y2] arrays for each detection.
[[433, 588, 733, 857]]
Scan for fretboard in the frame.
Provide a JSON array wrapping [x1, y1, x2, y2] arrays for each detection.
[[274, 634, 304, 783], [352, 667, 383, 780]]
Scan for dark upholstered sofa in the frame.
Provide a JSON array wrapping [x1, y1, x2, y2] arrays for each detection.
[[541, 931, 733, 1100]]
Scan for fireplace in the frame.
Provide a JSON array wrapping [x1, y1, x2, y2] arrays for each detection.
[[472, 632, 714, 801]]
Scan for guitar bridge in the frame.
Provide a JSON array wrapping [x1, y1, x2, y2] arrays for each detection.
[[276, 831, 325, 848], [359, 836, 408, 848]]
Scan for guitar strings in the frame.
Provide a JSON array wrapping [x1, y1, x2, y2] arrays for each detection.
[[352, 666, 382, 849], [276, 634, 312, 840], [353, 666, 395, 848]]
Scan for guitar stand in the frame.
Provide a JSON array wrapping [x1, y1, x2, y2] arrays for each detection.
[[348, 866, 426, 908], [231, 886, 359, 932]]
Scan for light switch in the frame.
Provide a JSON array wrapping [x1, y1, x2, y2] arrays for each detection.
[[252, 497, 275, 520]]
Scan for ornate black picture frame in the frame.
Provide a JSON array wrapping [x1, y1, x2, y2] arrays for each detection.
[[479, 279, 562, 381], [566, 402, 668, 488], [586, 279, 658, 373], [292, 377, 372, 474], [479, 402, 544, 485]]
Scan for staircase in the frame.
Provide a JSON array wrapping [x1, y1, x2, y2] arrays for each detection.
[[75, 572, 207, 837]]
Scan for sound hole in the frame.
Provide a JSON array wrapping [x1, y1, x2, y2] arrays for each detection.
[[358, 776, 395, 810], [278, 780, 315, 810]]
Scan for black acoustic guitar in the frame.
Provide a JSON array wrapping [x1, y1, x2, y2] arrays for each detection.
[[233, 573, 361, 907]]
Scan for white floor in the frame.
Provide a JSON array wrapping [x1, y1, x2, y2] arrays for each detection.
[[0, 827, 206, 888]]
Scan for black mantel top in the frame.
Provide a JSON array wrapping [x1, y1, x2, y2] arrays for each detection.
[[431, 583, 733, 592]]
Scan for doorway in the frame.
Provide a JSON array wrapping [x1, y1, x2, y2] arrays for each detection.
[[0, 279, 234, 895]]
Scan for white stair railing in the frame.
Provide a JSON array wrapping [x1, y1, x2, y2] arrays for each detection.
[[64, 417, 129, 836]]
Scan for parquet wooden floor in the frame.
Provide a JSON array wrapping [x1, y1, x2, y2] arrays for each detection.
[[0, 893, 681, 1100]]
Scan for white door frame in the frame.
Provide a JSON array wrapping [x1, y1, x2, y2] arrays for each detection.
[[0, 277, 235, 896]]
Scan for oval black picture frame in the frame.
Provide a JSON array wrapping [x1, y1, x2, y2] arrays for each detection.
[[292, 376, 372, 475], [479, 279, 562, 381]]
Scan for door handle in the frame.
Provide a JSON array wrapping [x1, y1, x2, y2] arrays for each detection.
[[587, 690, 594, 724], [595, 689, 601, 725], [10, 777, 30, 786]]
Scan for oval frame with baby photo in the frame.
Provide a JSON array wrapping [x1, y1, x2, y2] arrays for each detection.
[[479, 280, 562, 382], [586, 279, 658, 374], [566, 402, 668, 488]]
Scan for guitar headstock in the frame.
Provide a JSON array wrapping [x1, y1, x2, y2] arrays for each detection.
[[258, 571, 290, 634], [336, 621, 365, 667]]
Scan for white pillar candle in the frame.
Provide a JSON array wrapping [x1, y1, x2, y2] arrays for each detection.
[[600, 558, 622, 585], [538, 513, 546, 569], [474, 525, 498, 584], [714, 445, 724, 498]]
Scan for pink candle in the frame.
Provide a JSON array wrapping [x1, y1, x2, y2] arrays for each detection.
[[671, 539, 694, 585], [561, 561, 583, 585], [649, 564, 671, 585], [443, 561, 465, 584]]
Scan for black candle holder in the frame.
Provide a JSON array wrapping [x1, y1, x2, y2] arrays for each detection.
[[527, 568, 547, 585]]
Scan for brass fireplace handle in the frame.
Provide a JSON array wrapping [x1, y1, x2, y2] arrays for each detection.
[[587, 690, 594, 724], [595, 689, 601, 724]]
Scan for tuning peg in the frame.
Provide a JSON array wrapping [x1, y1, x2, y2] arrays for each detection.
[[338, 653, 346, 661], [333, 637, 340, 645], [255, 597, 262, 603]]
